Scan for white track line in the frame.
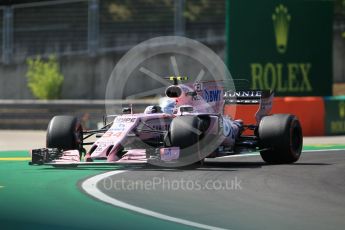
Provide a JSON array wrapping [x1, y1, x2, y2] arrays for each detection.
[[81, 148, 344, 229], [303, 149, 345, 152], [81, 170, 228, 230], [217, 149, 345, 159]]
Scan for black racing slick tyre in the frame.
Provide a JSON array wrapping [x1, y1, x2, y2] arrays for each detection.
[[164, 116, 210, 165], [258, 114, 303, 164], [166, 116, 202, 148], [165, 115, 210, 148], [46, 116, 83, 151]]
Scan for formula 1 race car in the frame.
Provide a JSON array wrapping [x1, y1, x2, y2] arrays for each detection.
[[30, 77, 303, 167]]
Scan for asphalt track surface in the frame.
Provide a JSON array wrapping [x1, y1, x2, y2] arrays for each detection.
[[0, 131, 344, 230], [83, 150, 345, 230]]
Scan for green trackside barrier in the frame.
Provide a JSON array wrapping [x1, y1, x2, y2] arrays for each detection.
[[324, 96, 345, 135]]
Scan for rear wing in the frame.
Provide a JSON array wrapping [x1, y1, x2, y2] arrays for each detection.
[[224, 90, 274, 123], [164, 77, 273, 122]]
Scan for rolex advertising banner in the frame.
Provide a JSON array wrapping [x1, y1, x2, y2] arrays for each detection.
[[226, 0, 333, 96]]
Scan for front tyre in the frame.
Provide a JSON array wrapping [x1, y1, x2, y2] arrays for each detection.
[[166, 116, 203, 149], [259, 114, 303, 164], [164, 116, 210, 166], [46, 115, 83, 152]]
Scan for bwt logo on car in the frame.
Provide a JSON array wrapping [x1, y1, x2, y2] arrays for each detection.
[[203, 89, 222, 102]]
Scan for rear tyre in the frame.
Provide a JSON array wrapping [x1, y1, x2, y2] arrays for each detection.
[[46, 116, 83, 152], [258, 114, 303, 164]]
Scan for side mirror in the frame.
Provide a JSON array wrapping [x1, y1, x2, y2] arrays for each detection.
[[122, 107, 132, 114], [186, 91, 197, 97]]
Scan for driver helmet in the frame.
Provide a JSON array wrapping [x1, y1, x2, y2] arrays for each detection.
[[159, 97, 176, 114]]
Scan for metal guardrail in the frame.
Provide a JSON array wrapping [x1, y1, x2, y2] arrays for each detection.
[[0, 100, 155, 130]]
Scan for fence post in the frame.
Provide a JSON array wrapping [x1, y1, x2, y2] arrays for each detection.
[[174, 0, 185, 36], [88, 0, 99, 56], [2, 6, 13, 64], [225, 0, 230, 70]]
